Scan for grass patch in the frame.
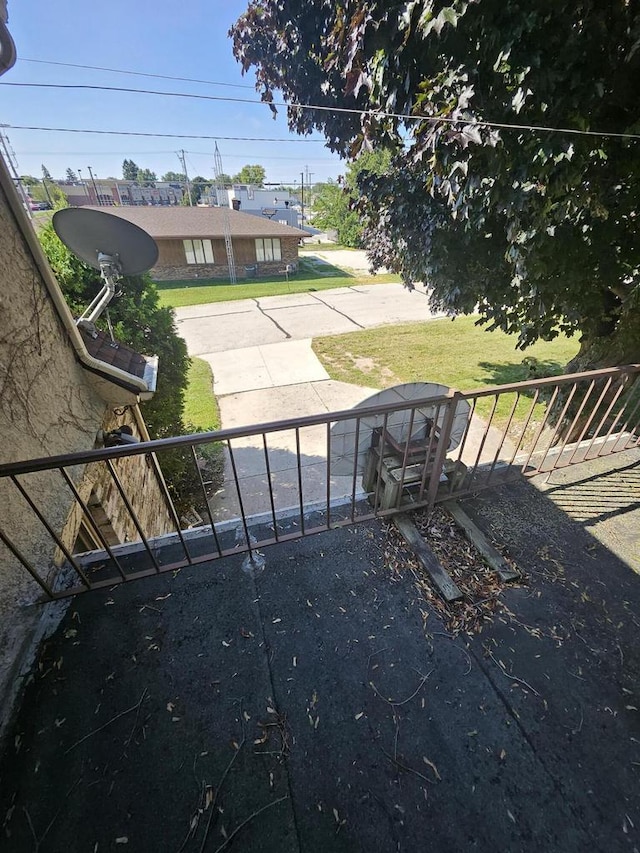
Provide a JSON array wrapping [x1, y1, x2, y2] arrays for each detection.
[[156, 256, 399, 308], [312, 315, 580, 429], [183, 357, 220, 431], [300, 242, 348, 252]]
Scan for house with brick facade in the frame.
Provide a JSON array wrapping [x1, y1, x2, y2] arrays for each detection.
[[85, 206, 307, 281]]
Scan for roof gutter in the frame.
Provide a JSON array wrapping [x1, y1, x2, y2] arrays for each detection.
[[0, 159, 150, 399]]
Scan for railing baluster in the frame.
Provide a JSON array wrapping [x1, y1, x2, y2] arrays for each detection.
[[105, 459, 161, 573], [419, 403, 442, 500], [0, 522, 55, 599], [262, 435, 279, 542], [350, 416, 362, 522], [596, 378, 640, 455], [147, 450, 193, 564], [394, 405, 417, 508], [189, 445, 223, 557], [466, 393, 499, 487], [226, 440, 252, 555], [562, 379, 611, 465], [486, 392, 519, 483], [539, 382, 580, 472], [10, 475, 92, 590], [520, 385, 561, 473], [326, 422, 332, 527], [582, 382, 625, 459], [295, 428, 305, 535], [59, 466, 128, 582]]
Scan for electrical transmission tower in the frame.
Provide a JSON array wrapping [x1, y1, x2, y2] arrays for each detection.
[[213, 143, 236, 284]]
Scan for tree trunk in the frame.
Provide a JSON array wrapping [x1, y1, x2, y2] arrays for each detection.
[[566, 308, 640, 373], [559, 309, 640, 443]]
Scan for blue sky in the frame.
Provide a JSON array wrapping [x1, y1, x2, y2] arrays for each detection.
[[1, 0, 344, 185]]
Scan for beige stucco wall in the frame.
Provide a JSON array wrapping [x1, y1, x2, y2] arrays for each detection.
[[0, 165, 174, 727]]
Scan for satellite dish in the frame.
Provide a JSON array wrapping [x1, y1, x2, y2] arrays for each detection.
[[52, 208, 159, 335], [53, 208, 158, 275], [330, 383, 471, 476]]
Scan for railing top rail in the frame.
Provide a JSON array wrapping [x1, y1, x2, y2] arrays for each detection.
[[1, 364, 638, 479], [460, 363, 640, 400]]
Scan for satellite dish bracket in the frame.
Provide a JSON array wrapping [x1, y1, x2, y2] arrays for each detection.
[[76, 252, 122, 333]]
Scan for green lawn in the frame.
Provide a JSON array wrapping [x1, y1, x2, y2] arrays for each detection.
[[183, 357, 220, 431], [312, 315, 580, 429], [156, 256, 399, 308]]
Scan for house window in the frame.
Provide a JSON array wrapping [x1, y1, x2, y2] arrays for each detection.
[[255, 238, 282, 262], [183, 239, 214, 264]]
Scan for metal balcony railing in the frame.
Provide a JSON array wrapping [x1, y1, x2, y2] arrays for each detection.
[[0, 365, 638, 600]]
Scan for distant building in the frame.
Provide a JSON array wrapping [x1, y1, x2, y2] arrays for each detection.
[[56, 180, 183, 207], [199, 184, 302, 229], [84, 205, 307, 280]]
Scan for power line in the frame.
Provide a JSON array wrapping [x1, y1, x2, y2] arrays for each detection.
[[2, 124, 325, 143], [19, 56, 256, 90], [2, 81, 640, 142]]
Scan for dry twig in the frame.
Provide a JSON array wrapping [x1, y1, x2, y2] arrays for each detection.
[[486, 651, 540, 697], [64, 689, 148, 755], [369, 670, 433, 707], [211, 796, 289, 853]]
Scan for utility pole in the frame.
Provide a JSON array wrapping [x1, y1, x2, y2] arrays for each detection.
[[178, 149, 193, 206], [300, 171, 304, 224], [87, 165, 100, 205]]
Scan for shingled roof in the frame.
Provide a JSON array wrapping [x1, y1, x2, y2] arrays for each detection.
[[84, 206, 307, 240]]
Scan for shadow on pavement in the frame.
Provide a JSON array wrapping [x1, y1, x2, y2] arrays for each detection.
[[0, 454, 638, 852]]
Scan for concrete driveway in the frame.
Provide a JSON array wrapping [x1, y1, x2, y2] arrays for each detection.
[[174, 283, 438, 357], [175, 284, 443, 519]]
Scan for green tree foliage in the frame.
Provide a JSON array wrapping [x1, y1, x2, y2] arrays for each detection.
[[231, 2, 640, 368], [312, 150, 391, 246], [233, 164, 266, 186], [136, 168, 157, 186], [312, 181, 361, 246], [20, 175, 39, 186], [38, 222, 193, 501], [65, 168, 78, 184], [41, 164, 52, 181], [122, 159, 139, 181], [216, 172, 233, 186], [161, 171, 186, 182]]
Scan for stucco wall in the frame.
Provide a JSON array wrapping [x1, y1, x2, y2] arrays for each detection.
[[0, 166, 174, 726]]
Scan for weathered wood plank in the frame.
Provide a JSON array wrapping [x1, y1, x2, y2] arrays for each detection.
[[393, 514, 463, 602], [445, 501, 521, 582]]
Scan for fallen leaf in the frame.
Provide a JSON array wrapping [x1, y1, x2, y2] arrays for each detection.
[[115, 838, 128, 845], [333, 808, 339, 824], [355, 712, 364, 721], [499, 748, 507, 761]]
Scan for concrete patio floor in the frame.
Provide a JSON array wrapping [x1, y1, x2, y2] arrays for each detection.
[[1, 451, 638, 852]]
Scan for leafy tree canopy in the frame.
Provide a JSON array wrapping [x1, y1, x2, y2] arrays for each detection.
[[233, 164, 266, 186], [312, 149, 391, 246], [136, 168, 157, 186], [161, 171, 187, 182], [65, 168, 78, 184], [41, 164, 52, 181], [231, 1, 640, 367], [122, 159, 139, 181]]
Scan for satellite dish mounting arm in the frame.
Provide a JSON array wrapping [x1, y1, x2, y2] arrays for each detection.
[[76, 252, 121, 334]]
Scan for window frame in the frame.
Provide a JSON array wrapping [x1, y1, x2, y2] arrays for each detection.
[[255, 237, 282, 262], [183, 238, 214, 264]]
